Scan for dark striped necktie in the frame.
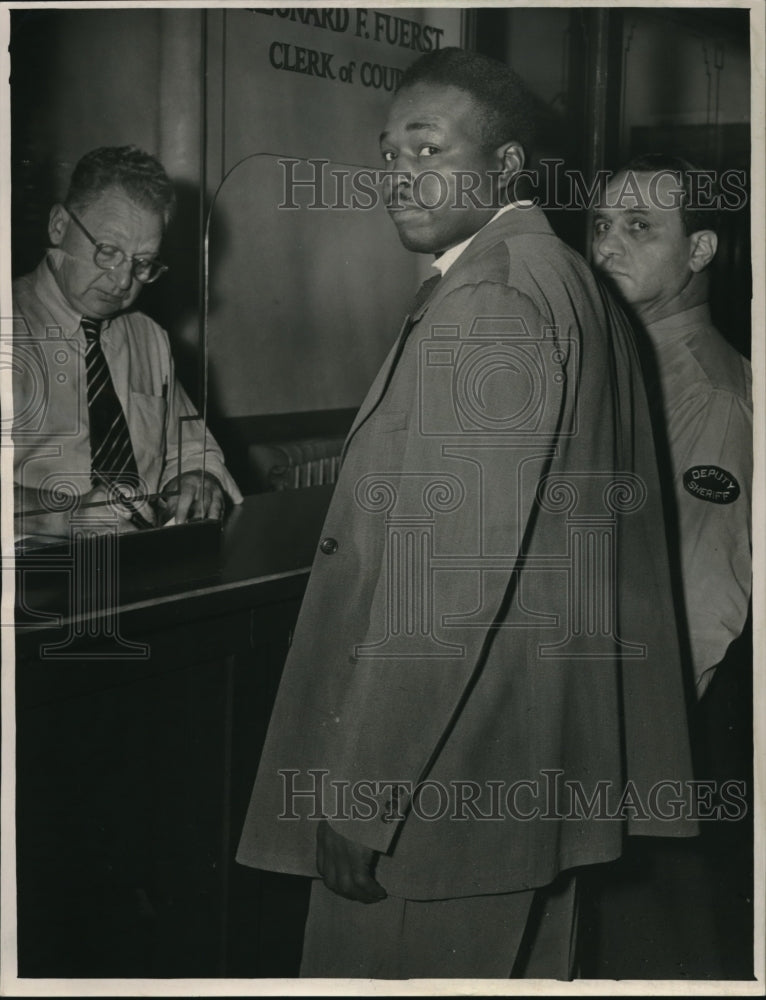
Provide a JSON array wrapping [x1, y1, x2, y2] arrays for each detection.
[[82, 316, 139, 489], [408, 273, 441, 318], [399, 273, 441, 342]]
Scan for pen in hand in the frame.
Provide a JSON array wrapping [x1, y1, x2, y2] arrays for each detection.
[[92, 472, 155, 531], [122, 499, 155, 531]]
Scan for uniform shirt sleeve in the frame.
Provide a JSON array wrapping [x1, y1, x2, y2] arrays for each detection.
[[670, 387, 752, 696]]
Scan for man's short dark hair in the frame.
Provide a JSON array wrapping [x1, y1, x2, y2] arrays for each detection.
[[397, 47, 537, 156], [618, 153, 717, 235], [64, 146, 176, 226]]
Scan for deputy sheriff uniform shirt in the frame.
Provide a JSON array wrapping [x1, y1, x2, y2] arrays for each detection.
[[644, 303, 752, 697]]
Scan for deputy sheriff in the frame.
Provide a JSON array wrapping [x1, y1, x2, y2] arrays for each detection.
[[593, 152, 752, 698]]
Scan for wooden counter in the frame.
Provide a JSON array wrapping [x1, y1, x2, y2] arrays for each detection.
[[14, 486, 333, 977]]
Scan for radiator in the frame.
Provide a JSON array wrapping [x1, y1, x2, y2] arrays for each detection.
[[246, 436, 345, 492]]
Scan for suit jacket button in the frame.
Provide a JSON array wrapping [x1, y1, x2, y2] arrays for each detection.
[[320, 537, 338, 555]]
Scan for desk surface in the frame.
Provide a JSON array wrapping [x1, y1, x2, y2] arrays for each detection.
[[220, 485, 332, 588], [14, 485, 334, 648]]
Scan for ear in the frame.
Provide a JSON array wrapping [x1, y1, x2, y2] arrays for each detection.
[[494, 141, 525, 186], [48, 204, 70, 247], [688, 230, 717, 273]]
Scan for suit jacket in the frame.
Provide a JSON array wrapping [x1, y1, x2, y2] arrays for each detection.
[[237, 206, 697, 899]]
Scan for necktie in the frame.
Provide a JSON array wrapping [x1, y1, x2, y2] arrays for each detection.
[[82, 317, 139, 490], [339, 274, 441, 463], [407, 273, 441, 320], [396, 273, 441, 346], [387, 274, 442, 391]]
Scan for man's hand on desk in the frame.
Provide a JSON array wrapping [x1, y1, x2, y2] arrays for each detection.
[[316, 819, 387, 904], [161, 471, 225, 524]]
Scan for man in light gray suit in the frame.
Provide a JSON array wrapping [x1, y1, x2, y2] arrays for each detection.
[[237, 48, 697, 979]]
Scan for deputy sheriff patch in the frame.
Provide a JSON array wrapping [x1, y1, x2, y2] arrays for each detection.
[[683, 465, 740, 504]]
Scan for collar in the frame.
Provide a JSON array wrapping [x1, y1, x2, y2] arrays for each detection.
[[36, 250, 114, 336], [645, 303, 713, 345], [432, 201, 533, 276]]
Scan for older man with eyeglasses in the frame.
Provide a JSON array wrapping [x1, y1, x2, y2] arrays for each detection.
[[12, 145, 241, 534]]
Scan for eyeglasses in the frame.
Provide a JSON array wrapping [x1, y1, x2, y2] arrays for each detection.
[[66, 208, 168, 284]]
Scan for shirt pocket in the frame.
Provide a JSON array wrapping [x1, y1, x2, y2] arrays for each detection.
[[125, 390, 167, 493]]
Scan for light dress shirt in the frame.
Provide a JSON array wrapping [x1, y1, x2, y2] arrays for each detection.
[[12, 252, 243, 509]]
